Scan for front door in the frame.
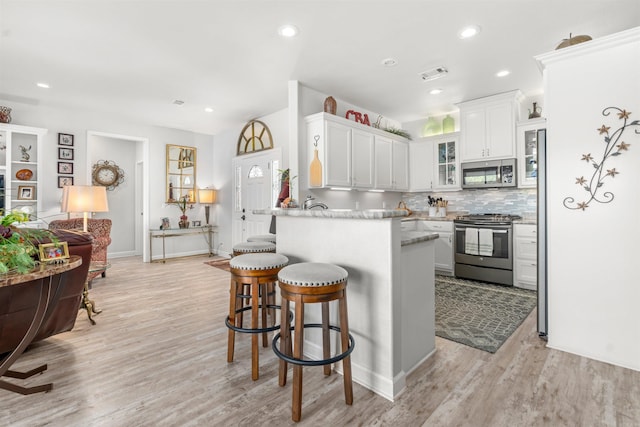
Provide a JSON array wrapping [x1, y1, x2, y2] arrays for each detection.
[[231, 149, 281, 246]]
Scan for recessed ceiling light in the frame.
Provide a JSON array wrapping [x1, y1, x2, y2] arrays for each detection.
[[496, 70, 510, 77], [458, 25, 481, 39], [36, 82, 50, 89], [278, 24, 299, 38], [204, 107, 214, 113], [430, 89, 443, 95], [381, 57, 398, 67]]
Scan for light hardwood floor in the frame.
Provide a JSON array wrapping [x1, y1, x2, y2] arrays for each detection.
[[2, 255, 639, 426]]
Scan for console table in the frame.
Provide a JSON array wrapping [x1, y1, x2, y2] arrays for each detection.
[[0, 256, 82, 395], [149, 225, 216, 263]]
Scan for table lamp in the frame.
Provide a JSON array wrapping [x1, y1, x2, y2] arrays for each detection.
[[61, 185, 109, 232], [198, 188, 217, 225]]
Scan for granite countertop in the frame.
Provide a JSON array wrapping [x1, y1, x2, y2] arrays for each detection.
[[401, 231, 439, 246], [254, 208, 408, 219], [513, 219, 537, 225]]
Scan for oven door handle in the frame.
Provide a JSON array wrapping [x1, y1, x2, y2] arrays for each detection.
[[455, 227, 509, 234]]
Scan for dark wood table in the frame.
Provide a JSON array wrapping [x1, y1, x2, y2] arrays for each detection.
[[0, 256, 81, 395]]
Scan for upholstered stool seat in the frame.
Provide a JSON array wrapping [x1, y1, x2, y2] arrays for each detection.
[[226, 253, 289, 381], [273, 262, 354, 422], [247, 234, 276, 244], [232, 241, 276, 256]]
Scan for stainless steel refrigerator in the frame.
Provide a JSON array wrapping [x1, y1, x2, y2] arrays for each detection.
[[536, 129, 547, 338]]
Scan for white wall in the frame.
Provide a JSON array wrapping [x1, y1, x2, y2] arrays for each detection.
[[0, 100, 215, 260], [538, 27, 640, 371]]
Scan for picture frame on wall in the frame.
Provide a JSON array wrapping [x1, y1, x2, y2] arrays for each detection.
[[17, 185, 36, 200], [58, 176, 74, 188], [58, 161, 74, 174], [58, 147, 74, 160], [58, 133, 74, 146]]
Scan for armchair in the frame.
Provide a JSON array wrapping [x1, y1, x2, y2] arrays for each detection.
[[49, 218, 112, 282]]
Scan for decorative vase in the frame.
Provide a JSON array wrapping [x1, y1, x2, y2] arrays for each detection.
[[528, 102, 542, 119], [0, 106, 11, 124], [442, 115, 455, 133], [323, 96, 337, 115], [309, 148, 322, 187], [179, 215, 189, 229]]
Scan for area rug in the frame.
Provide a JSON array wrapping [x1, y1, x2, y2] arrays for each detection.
[[435, 275, 536, 353], [204, 258, 230, 272]]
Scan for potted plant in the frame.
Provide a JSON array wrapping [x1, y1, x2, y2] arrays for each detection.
[[172, 196, 191, 228], [0, 212, 54, 274]]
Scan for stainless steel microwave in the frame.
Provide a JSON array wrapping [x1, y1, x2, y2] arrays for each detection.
[[461, 159, 517, 189]]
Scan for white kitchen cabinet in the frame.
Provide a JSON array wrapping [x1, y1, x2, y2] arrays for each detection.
[[0, 123, 47, 224], [409, 133, 459, 191], [514, 223, 537, 290], [374, 135, 393, 190], [409, 138, 433, 191], [392, 140, 409, 191], [458, 90, 523, 162], [418, 220, 454, 275], [306, 112, 408, 191], [324, 119, 352, 187], [351, 128, 374, 189], [516, 118, 546, 188]]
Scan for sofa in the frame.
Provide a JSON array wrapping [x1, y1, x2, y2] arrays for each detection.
[[49, 218, 112, 281]]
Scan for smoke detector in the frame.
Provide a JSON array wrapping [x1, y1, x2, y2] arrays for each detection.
[[419, 66, 448, 82]]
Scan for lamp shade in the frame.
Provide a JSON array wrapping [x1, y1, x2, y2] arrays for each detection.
[[62, 185, 109, 213], [198, 189, 217, 204]]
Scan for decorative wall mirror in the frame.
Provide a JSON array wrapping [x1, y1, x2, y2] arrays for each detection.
[[166, 144, 197, 203]]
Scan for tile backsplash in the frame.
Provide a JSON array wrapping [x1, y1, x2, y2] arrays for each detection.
[[403, 188, 537, 216]]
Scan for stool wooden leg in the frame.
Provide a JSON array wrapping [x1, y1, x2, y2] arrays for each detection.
[[292, 295, 305, 422], [268, 282, 276, 326], [279, 296, 290, 387], [339, 292, 353, 405], [227, 279, 238, 363], [261, 282, 268, 348], [251, 277, 260, 381], [322, 301, 331, 376]]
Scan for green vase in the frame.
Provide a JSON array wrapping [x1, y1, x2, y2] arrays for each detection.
[[442, 115, 455, 133]]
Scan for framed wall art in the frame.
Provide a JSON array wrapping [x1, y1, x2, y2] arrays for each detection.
[[17, 185, 36, 200], [58, 161, 74, 174], [58, 147, 74, 160], [58, 133, 74, 146], [58, 176, 74, 188]]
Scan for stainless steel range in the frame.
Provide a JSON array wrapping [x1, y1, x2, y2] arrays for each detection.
[[453, 214, 522, 286]]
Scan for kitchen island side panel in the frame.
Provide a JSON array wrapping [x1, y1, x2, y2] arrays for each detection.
[[275, 215, 422, 400]]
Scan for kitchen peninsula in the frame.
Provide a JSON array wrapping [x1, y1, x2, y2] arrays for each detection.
[[256, 208, 438, 400]]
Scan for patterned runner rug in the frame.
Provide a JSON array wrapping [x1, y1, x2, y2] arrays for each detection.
[[204, 258, 230, 272], [435, 275, 536, 353]]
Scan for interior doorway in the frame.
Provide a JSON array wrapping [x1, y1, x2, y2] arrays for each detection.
[[231, 149, 281, 246], [87, 131, 149, 260]]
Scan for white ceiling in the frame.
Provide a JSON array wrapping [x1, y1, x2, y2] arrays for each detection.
[[1, 0, 638, 136]]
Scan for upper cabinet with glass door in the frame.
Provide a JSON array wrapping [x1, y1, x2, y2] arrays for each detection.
[[166, 144, 197, 202], [433, 132, 460, 191], [516, 118, 545, 188]]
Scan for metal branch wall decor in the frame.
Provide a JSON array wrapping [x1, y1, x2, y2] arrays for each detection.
[[564, 107, 639, 211]]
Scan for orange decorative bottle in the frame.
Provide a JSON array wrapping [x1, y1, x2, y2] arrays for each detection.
[[310, 147, 322, 187]]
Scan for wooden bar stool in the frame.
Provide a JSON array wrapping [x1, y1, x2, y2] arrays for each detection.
[[273, 262, 354, 422], [247, 234, 276, 244], [232, 241, 278, 322], [232, 241, 276, 257], [226, 253, 289, 381]]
